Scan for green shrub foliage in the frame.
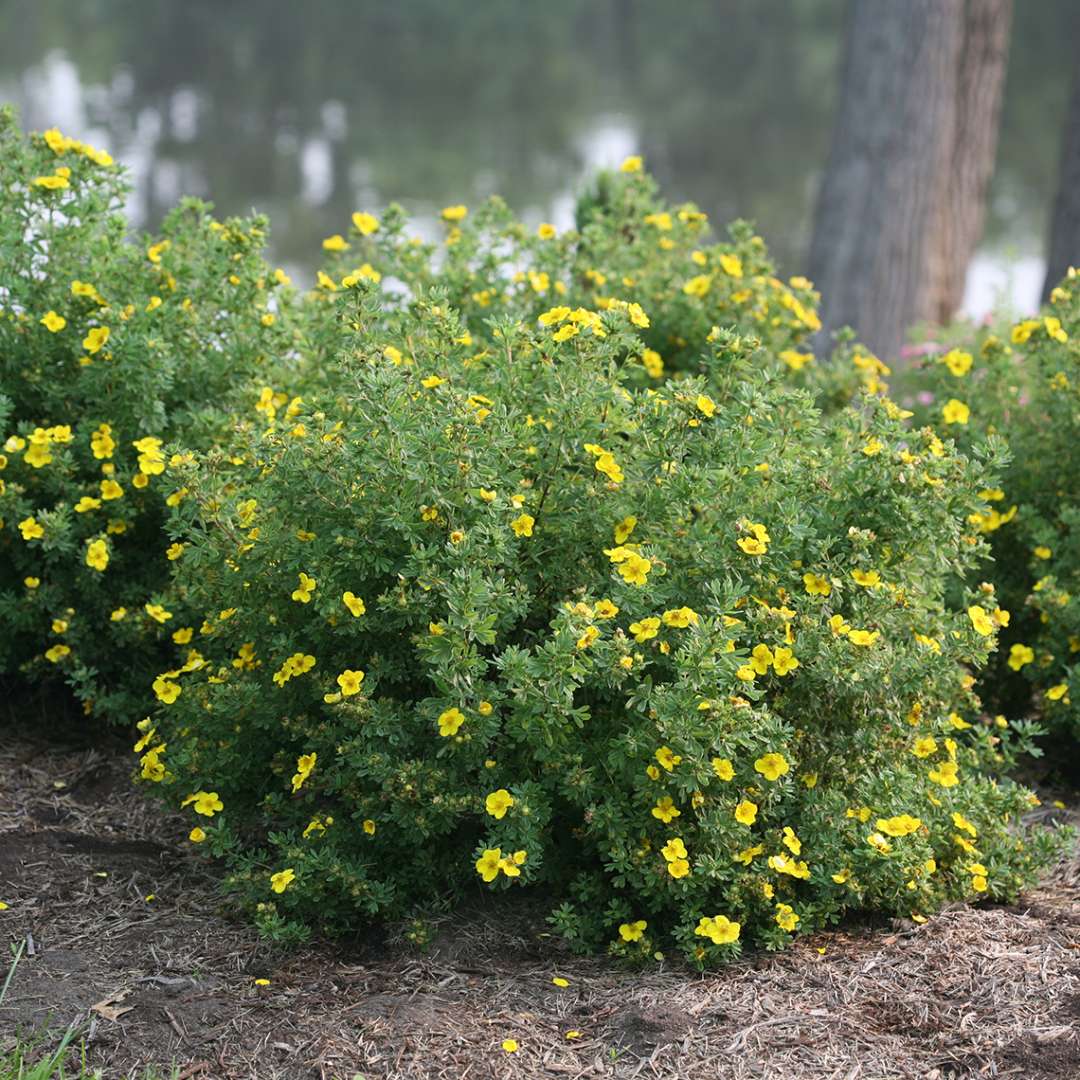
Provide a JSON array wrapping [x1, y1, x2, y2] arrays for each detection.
[[906, 281, 1080, 743], [150, 282, 1052, 962], [0, 116, 1062, 962], [0, 109, 293, 720]]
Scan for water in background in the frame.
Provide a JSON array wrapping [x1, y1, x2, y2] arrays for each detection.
[[0, 0, 1072, 319]]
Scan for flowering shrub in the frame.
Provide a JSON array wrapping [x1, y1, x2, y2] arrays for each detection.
[[0, 110, 293, 720], [905, 275, 1080, 742], [141, 256, 1056, 961], [1, 110, 1061, 961]]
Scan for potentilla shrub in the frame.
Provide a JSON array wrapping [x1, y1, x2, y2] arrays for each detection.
[[140, 282, 1058, 963], [0, 110, 296, 722], [905, 272, 1080, 742]]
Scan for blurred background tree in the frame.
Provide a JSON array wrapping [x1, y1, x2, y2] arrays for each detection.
[[809, 0, 1011, 359]]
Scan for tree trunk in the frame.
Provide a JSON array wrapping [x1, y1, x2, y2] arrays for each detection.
[[1043, 59, 1080, 301], [809, 0, 1012, 360]]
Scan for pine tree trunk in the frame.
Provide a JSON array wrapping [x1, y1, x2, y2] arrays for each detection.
[[809, 0, 1011, 360], [1043, 61, 1080, 301]]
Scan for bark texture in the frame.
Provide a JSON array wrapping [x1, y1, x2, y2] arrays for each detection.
[[1043, 59, 1080, 300], [809, 0, 1012, 359]]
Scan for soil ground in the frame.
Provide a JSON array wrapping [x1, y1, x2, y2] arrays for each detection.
[[1, 726, 1078, 1080]]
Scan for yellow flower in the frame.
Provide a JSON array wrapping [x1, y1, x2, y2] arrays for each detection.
[[594, 452, 624, 484], [941, 399, 970, 425], [19, 517, 45, 541], [352, 211, 379, 235], [803, 572, 831, 596], [290, 752, 317, 793], [1046, 683, 1069, 701], [662, 606, 699, 628], [851, 569, 880, 588], [501, 1039, 518, 1054], [593, 599, 619, 619], [619, 155, 643, 173], [82, 326, 110, 354], [734, 800, 758, 826], [40, 311, 67, 332], [475, 848, 502, 882], [189, 828, 206, 843], [291, 572, 316, 603], [85, 538, 109, 571], [342, 591, 366, 617], [737, 536, 767, 555], [145, 603, 172, 623], [875, 814, 922, 837], [711, 757, 734, 781], [719, 252, 743, 278], [912, 736, 938, 759], [32, 173, 70, 190], [928, 760, 960, 788], [966, 605, 995, 636], [847, 629, 879, 647], [641, 348, 664, 377], [363, 819, 376, 835], [1007, 643, 1034, 670], [774, 903, 799, 932], [322, 234, 349, 251], [655, 746, 681, 771], [485, 789, 514, 819], [45, 644, 71, 663], [941, 349, 973, 376], [441, 204, 468, 222], [613, 515, 637, 544], [618, 553, 651, 586], [749, 644, 774, 675], [780, 349, 813, 371], [695, 914, 741, 945], [337, 669, 365, 696], [438, 707, 466, 737], [511, 513, 535, 537], [270, 868, 296, 894], [768, 854, 810, 879], [771, 648, 799, 676], [754, 752, 789, 781], [651, 796, 681, 824], [152, 677, 181, 704], [183, 791, 224, 817]]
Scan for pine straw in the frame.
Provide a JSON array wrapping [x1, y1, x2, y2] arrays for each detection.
[[0, 730, 1077, 1080]]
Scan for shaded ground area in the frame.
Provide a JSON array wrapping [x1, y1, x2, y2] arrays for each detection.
[[1, 731, 1078, 1080]]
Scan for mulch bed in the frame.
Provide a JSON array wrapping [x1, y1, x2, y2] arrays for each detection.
[[1, 726, 1078, 1080]]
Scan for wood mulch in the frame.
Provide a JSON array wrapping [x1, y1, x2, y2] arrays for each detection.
[[1, 723, 1078, 1080]]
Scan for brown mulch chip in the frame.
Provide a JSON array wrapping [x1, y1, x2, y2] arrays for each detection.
[[1, 732, 1078, 1080]]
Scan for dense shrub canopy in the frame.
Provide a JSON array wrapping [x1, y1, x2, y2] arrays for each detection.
[[905, 283, 1080, 743], [0, 116, 1065, 963], [0, 108, 293, 719]]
